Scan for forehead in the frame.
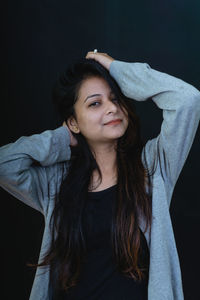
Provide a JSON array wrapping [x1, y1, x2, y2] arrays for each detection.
[[78, 76, 113, 98]]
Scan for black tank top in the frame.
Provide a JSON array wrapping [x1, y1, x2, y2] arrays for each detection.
[[54, 184, 149, 300]]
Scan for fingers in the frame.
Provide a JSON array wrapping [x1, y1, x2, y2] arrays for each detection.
[[85, 51, 108, 59], [62, 121, 78, 146], [85, 51, 114, 71], [85, 52, 97, 60], [85, 52, 102, 61]]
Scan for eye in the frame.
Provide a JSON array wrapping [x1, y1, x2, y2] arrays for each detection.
[[88, 98, 119, 108], [88, 101, 100, 107]]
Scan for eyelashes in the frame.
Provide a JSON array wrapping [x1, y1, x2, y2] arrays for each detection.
[[88, 98, 119, 107], [89, 101, 100, 107]]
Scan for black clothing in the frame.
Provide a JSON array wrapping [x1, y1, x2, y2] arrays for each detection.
[[56, 184, 149, 300]]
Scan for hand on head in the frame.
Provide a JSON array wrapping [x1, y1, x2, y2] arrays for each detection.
[[62, 121, 78, 146], [85, 50, 115, 71]]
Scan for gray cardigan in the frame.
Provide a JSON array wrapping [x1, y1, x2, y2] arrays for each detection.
[[0, 60, 200, 300]]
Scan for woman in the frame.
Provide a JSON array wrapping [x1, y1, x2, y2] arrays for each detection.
[[0, 51, 199, 300]]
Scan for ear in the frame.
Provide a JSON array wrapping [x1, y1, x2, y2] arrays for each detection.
[[66, 116, 80, 134]]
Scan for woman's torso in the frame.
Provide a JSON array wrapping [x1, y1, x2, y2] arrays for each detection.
[[53, 184, 149, 300]]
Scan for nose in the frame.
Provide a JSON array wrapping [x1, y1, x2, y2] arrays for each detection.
[[105, 99, 118, 114]]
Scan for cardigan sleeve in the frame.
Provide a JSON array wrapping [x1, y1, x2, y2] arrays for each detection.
[[110, 60, 200, 200], [0, 126, 71, 214]]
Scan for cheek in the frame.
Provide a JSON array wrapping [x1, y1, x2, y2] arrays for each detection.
[[123, 115, 129, 133], [83, 108, 103, 122], [121, 110, 129, 126], [78, 112, 102, 134], [121, 120, 128, 134]]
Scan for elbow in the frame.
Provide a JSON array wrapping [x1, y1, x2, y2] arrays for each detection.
[[181, 90, 200, 113], [194, 92, 200, 110], [194, 93, 200, 117], [188, 93, 200, 114]]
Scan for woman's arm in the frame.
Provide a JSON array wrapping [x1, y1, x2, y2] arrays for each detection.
[[0, 126, 71, 214], [109, 60, 200, 203], [85, 51, 200, 204]]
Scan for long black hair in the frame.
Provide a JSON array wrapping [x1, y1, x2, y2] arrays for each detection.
[[27, 58, 157, 295]]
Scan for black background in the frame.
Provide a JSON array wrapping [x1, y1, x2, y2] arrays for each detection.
[[1, 1, 200, 299]]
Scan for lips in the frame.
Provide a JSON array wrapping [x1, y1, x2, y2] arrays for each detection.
[[104, 119, 122, 125]]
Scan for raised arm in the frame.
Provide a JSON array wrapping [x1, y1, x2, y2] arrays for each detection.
[[109, 60, 200, 203], [0, 126, 71, 214]]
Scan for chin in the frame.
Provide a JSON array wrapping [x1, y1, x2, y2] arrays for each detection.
[[107, 129, 127, 139]]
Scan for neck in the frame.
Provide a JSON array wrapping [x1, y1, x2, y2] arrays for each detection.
[[90, 141, 117, 174]]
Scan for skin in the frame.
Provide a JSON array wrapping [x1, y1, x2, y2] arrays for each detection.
[[63, 51, 115, 143], [64, 52, 127, 190]]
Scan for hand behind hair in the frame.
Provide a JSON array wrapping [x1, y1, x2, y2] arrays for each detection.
[[85, 51, 115, 71], [62, 121, 78, 146]]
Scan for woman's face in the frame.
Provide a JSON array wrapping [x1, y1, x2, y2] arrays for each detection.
[[67, 76, 129, 146]]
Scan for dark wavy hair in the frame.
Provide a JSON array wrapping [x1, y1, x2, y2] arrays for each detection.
[[28, 58, 157, 296]]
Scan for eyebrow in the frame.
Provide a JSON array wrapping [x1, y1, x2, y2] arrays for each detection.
[[84, 91, 115, 103], [84, 94, 102, 103]]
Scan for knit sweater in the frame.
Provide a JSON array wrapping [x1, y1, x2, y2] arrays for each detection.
[[0, 60, 200, 300]]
